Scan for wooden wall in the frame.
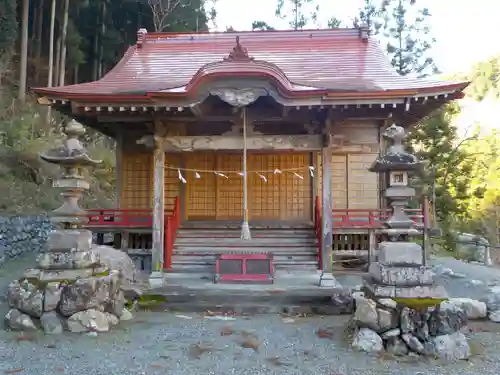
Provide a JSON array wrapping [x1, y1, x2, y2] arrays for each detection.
[[316, 121, 380, 210], [185, 152, 311, 220], [120, 152, 152, 209], [119, 151, 180, 212], [118, 120, 381, 216]]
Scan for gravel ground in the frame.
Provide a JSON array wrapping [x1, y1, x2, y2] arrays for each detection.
[[1, 255, 500, 375]]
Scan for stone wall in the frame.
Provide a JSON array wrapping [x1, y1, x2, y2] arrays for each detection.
[[0, 216, 54, 266]]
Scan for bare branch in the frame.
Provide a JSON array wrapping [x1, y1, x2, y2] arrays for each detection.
[[147, 0, 183, 31]]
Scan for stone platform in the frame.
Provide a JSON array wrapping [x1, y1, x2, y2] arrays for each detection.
[[144, 269, 354, 315]]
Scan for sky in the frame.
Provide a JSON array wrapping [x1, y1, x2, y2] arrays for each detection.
[[214, 0, 500, 75]]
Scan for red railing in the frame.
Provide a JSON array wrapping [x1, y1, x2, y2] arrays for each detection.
[[85, 197, 181, 270], [313, 195, 426, 268], [86, 209, 154, 227], [163, 197, 181, 270], [314, 196, 323, 270], [331, 208, 424, 228]]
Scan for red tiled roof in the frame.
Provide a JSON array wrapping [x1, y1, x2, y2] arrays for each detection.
[[32, 28, 468, 99]]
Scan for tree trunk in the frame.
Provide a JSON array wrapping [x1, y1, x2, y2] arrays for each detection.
[[92, 32, 99, 80], [98, 1, 107, 78], [58, 0, 69, 86], [54, 33, 60, 86], [73, 3, 79, 83], [32, 0, 38, 58], [46, 0, 56, 127], [18, 0, 30, 102], [35, 0, 44, 83]]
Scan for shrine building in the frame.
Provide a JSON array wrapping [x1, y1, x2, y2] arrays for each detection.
[[32, 27, 468, 282]]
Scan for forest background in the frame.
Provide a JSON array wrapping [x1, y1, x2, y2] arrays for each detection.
[[0, 0, 498, 253]]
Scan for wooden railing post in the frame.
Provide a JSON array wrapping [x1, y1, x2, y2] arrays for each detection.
[[164, 216, 172, 270]]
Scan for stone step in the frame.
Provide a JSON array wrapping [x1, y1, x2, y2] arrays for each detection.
[[174, 237, 316, 245], [172, 254, 317, 263], [174, 245, 316, 252], [179, 222, 314, 230], [173, 248, 316, 255], [176, 229, 315, 237]]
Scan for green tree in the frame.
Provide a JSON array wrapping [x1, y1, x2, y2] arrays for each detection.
[[275, 0, 319, 30], [353, 0, 383, 34], [378, 0, 438, 76], [327, 16, 342, 28], [0, 0, 17, 54], [407, 104, 476, 250], [465, 56, 500, 101], [252, 21, 275, 31]]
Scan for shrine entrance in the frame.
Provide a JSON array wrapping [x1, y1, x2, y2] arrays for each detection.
[[185, 151, 312, 221]]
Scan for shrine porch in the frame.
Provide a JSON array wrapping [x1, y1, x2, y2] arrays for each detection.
[[85, 202, 426, 276]]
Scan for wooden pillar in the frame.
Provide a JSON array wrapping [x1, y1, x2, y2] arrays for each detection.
[[319, 118, 336, 287], [150, 137, 165, 285]]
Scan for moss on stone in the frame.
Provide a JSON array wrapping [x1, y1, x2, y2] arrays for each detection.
[[91, 269, 110, 277], [125, 294, 167, 309], [393, 297, 448, 311]]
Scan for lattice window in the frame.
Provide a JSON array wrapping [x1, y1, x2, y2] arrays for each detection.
[[248, 154, 281, 220], [216, 153, 243, 219], [279, 153, 311, 220], [164, 153, 181, 213], [187, 152, 216, 219], [121, 153, 152, 209]]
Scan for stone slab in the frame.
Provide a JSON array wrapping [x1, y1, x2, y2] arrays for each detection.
[[363, 281, 448, 300], [23, 267, 108, 283], [47, 229, 92, 252], [378, 241, 423, 266], [37, 250, 99, 270], [369, 263, 434, 286], [148, 271, 165, 288], [363, 281, 396, 298], [319, 272, 342, 288]]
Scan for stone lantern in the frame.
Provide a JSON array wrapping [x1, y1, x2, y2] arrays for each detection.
[[363, 123, 447, 301], [4, 121, 138, 334], [369, 123, 421, 230]]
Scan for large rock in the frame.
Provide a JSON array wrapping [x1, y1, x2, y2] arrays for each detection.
[[44, 282, 62, 312], [352, 328, 383, 353], [428, 303, 468, 336], [58, 270, 123, 317], [353, 297, 397, 333], [441, 298, 487, 320], [66, 309, 110, 333], [40, 312, 63, 334], [4, 308, 37, 331], [91, 246, 138, 284], [481, 286, 500, 312], [427, 332, 470, 361], [7, 280, 44, 318], [401, 333, 427, 355], [385, 337, 408, 356]]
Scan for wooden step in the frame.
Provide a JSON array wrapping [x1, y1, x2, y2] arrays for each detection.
[[176, 230, 315, 237], [174, 237, 316, 245]]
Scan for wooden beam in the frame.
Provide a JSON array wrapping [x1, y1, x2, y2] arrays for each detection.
[[161, 134, 323, 151]]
